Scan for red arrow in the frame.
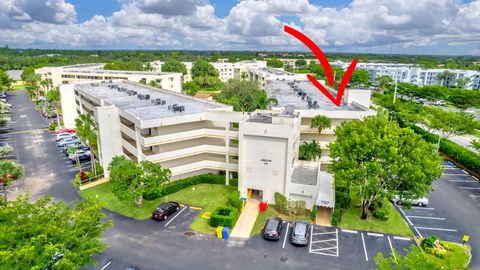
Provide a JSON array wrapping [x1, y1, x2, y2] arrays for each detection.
[[283, 25, 358, 107]]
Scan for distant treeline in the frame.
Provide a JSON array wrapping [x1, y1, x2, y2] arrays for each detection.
[[0, 47, 479, 71]]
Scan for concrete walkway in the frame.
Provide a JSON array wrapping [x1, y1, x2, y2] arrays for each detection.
[[316, 207, 331, 226], [230, 197, 260, 238]]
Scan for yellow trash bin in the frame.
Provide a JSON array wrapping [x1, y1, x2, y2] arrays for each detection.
[[216, 226, 223, 238]]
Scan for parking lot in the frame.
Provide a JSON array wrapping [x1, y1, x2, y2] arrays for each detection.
[[244, 222, 415, 269]]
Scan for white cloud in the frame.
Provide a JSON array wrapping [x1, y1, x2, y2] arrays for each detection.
[[0, 0, 478, 54]]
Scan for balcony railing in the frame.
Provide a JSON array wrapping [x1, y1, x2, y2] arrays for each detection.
[[140, 128, 238, 146], [142, 145, 238, 163]]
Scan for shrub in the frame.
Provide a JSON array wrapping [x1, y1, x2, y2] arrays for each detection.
[[274, 192, 287, 214], [422, 236, 439, 249], [227, 190, 243, 210], [434, 249, 447, 258], [209, 206, 239, 228], [441, 241, 452, 251], [311, 205, 318, 221], [335, 190, 351, 209], [369, 199, 384, 212], [287, 200, 306, 216], [331, 208, 341, 226], [48, 122, 58, 131], [143, 173, 234, 200], [373, 209, 390, 220]]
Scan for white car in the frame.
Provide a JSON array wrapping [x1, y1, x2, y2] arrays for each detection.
[[393, 196, 429, 207], [55, 133, 75, 142]]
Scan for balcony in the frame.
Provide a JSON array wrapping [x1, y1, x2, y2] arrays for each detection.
[[142, 145, 238, 163], [300, 125, 336, 135], [120, 123, 136, 139], [140, 128, 238, 146], [169, 160, 238, 176], [121, 138, 137, 157]]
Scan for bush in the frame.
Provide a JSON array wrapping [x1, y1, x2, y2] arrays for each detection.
[[311, 205, 318, 221], [227, 190, 243, 210], [373, 209, 390, 220], [143, 173, 235, 200], [209, 206, 239, 228], [335, 190, 351, 209], [274, 192, 287, 214], [422, 236, 439, 249], [287, 200, 306, 216], [48, 122, 58, 131], [406, 124, 480, 175], [331, 208, 341, 226]]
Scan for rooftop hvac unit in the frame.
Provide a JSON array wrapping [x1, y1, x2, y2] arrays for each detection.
[[145, 94, 150, 100]]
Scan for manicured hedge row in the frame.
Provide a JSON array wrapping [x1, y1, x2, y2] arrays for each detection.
[[143, 173, 238, 200], [406, 124, 480, 175], [209, 206, 239, 228]]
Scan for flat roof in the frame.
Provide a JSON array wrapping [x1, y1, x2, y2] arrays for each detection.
[[265, 80, 366, 113], [65, 69, 179, 76], [74, 81, 227, 120], [252, 67, 297, 76], [291, 164, 318, 186], [6, 70, 23, 81]]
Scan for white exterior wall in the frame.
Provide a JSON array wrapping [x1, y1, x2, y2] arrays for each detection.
[[94, 106, 123, 175], [59, 84, 78, 129]]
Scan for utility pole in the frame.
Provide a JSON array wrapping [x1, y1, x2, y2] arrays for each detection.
[[393, 81, 398, 103]]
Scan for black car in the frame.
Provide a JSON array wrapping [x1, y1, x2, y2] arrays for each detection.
[[262, 217, 283, 240], [290, 220, 310, 246], [151, 202, 180, 221]]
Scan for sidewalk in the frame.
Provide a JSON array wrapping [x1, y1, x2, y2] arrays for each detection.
[[230, 197, 260, 238]]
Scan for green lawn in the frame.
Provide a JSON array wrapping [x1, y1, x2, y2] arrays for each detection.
[[250, 205, 311, 237], [338, 190, 413, 237], [427, 241, 471, 269], [79, 182, 235, 234]]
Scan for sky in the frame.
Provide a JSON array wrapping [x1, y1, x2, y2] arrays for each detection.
[[0, 0, 479, 55]]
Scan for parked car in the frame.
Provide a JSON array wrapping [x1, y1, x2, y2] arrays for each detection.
[[151, 202, 180, 221], [58, 138, 80, 147], [69, 150, 91, 164], [262, 217, 283, 240], [55, 133, 75, 142], [393, 196, 429, 207], [64, 145, 90, 156], [62, 142, 83, 153], [55, 128, 75, 134], [290, 220, 310, 246]]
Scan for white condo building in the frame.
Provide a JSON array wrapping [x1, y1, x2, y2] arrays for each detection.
[[151, 59, 267, 82], [336, 62, 480, 90], [60, 79, 375, 211], [35, 64, 183, 93]]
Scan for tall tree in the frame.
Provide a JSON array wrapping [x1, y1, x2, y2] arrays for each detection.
[[375, 246, 441, 270], [216, 79, 263, 112], [328, 116, 442, 219], [75, 114, 98, 175], [249, 90, 278, 111], [0, 160, 23, 204], [108, 156, 171, 207], [191, 59, 218, 78], [436, 70, 455, 86], [349, 69, 371, 87], [0, 195, 111, 269], [310, 115, 331, 144], [0, 70, 13, 91], [299, 141, 322, 161], [376, 75, 393, 92], [266, 58, 284, 68], [46, 87, 61, 125], [456, 77, 470, 89], [161, 60, 188, 75], [295, 59, 307, 67]]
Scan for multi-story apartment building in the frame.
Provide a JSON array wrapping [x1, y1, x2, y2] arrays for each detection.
[[343, 62, 480, 90], [60, 79, 374, 210], [151, 59, 267, 82], [35, 64, 183, 93], [248, 67, 308, 88]]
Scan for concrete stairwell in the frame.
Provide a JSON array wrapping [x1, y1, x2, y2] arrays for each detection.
[[230, 197, 260, 238]]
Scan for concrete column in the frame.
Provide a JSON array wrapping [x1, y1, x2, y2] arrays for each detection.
[[225, 122, 230, 186], [95, 106, 122, 176], [135, 127, 143, 163]]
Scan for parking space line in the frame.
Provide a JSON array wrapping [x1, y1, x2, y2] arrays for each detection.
[[312, 231, 337, 235], [100, 260, 112, 270], [443, 173, 467, 176], [282, 222, 289, 249], [335, 228, 339, 256], [387, 236, 396, 261], [309, 225, 313, 253], [469, 194, 480, 198], [397, 206, 413, 226], [393, 236, 412, 241], [461, 169, 469, 175], [361, 233, 368, 261], [342, 229, 358, 234], [473, 176, 479, 181], [406, 216, 446, 220], [414, 227, 457, 232], [410, 207, 435, 210], [367, 232, 384, 237], [459, 187, 480, 190], [448, 180, 478, 183], [164, 206, 188, 227], [413, 227, 423, 238]]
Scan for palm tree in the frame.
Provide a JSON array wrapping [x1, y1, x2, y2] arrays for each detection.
[[75, 114, 98, 175], [299, 141, 322, 161], [250, 91, 278, 110], [437, 71, 455, 87], [46, 87, 61, 125], [310, 115, 331, 144], [40, 79, 50, 93], [240, 71, 248, 80], [0, 160, 23, 204]]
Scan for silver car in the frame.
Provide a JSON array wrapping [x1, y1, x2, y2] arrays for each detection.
[[393, 196, 429, 207]]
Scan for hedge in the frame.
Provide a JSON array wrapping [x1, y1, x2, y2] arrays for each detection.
[[331, 208, 341, 226], [209, 206, 239, 228], [143, 173, 238, 200], [406, 124, 480, 176], [227, 190, 243, 210]]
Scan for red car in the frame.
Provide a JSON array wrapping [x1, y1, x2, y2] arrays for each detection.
[[55, 128, 76, 134]]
